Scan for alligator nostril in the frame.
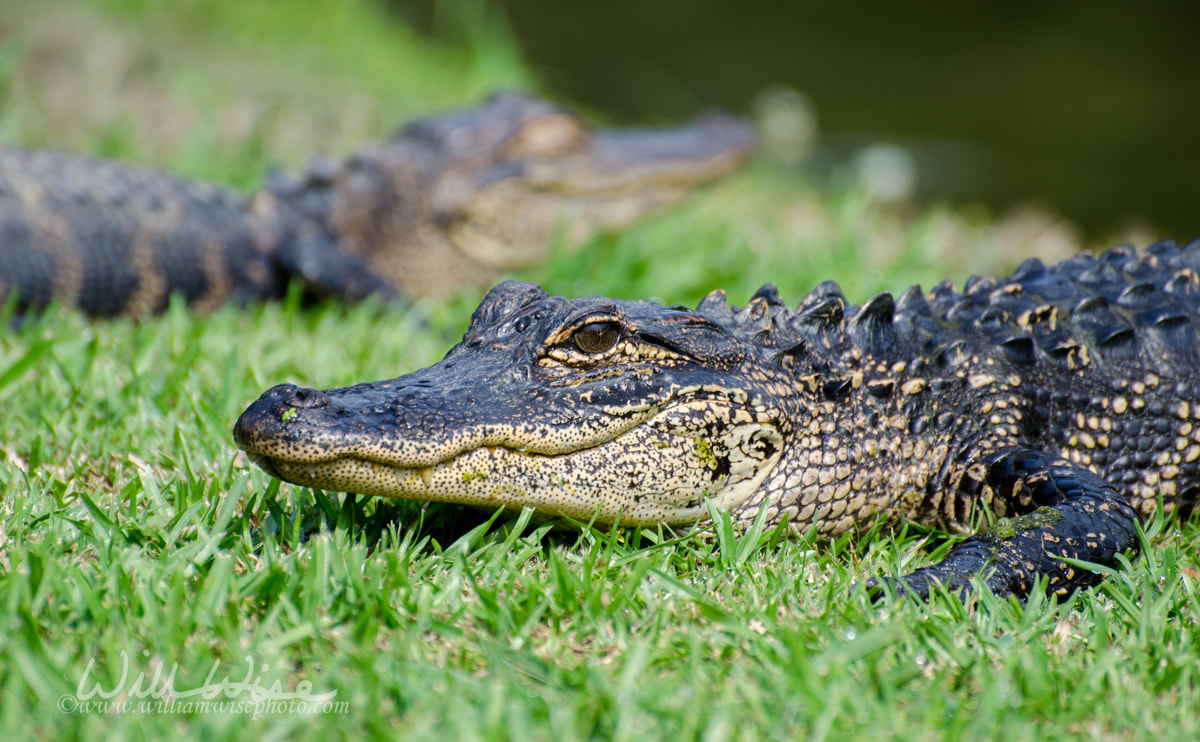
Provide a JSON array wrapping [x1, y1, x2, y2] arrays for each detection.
[[261, 383, 300, 399], [287, 387, 331, 409]]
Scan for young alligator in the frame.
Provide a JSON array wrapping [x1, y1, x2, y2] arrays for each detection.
[[235, 242, 1200, 600], [0, 92, 753, 318]]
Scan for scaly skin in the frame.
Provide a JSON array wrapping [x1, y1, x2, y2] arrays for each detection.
[[236, 241, 1200, 600], [0, 92, 754, 317]]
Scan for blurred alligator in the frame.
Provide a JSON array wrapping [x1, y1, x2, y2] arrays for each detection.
[[236, 241, 1200, 601], [0, 92, 753, 318]]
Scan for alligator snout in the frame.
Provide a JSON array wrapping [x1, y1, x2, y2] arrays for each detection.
[[233, 383, 333, 452]]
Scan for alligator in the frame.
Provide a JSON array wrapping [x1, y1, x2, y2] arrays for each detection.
[[0, 92, 753, 318], [234, 241, 1200, 600]]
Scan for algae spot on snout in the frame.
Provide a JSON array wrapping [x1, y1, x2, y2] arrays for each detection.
[[693, 438, 718, 470]]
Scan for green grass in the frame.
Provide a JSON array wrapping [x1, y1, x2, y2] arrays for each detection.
[[2, 1, 1200, 739]]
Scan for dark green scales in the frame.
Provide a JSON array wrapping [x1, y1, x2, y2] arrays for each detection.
[[236, 242, 1200, 599]]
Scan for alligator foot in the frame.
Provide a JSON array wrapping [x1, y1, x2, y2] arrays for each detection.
[[874, 450, 1141, 602]]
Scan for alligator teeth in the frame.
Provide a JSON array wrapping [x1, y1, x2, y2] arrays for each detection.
[[419, 467, 433, 487]]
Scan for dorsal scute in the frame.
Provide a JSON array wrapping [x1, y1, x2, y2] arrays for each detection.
[[795, 295, 845, 329], [696, 288, 737, 326], [1117, 281, 1158, 308], [796, 280, 845, 311], [1012, 257, 1047, 282], [1146, 239, 1181, 259], [1173, 240, 1200, 274], [704, 284, 808, 349], [895, 284, 928, 315], [720, 243, 1200, 381], [1071, 295, 1109, 317], [1148, 309, 1197, 354], [945, 297, 981, 325], [999, 336, 1036, 364], [778, 295, 843, 358], [964, 274, 999, 300], [1163, 268, 1200, 296], [736, 296, 771, 325], [750, 283, 786, 307], [848, 292, 897, 359], [1099, 243, 1138, 266]]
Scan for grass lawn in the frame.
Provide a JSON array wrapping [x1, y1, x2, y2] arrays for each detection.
[[2, 1, 1198, 739]]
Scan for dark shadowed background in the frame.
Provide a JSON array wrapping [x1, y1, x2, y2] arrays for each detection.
[[390, 0, 1200, 240]]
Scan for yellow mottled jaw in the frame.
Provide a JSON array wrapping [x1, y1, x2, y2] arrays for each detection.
[[242, 398, 784, 527]]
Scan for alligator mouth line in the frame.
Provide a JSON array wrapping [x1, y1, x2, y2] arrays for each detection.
[[247, 438, 537, 488], [238, 394, 781, 526], [246, 428, 707, 525], [247, 442, 538, 498], [235, 385, 749, 471], [528, 147, 753, 195]]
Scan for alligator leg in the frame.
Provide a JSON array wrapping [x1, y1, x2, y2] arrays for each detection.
[[882, 450, 1141, 601], [274, 229, 401, 303]]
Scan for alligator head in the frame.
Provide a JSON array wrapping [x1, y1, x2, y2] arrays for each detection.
[[267, 92, 756, 298], [235, 280, 789, 526]]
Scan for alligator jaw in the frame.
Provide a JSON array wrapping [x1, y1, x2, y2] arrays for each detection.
[[387, 93, 756, 280], [234, 382, 784, 527], [528, 110, 758, 195]]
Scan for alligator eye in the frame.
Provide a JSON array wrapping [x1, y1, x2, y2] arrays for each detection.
[[506, 113, 587, 157], [573, 322, 622, 354]]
